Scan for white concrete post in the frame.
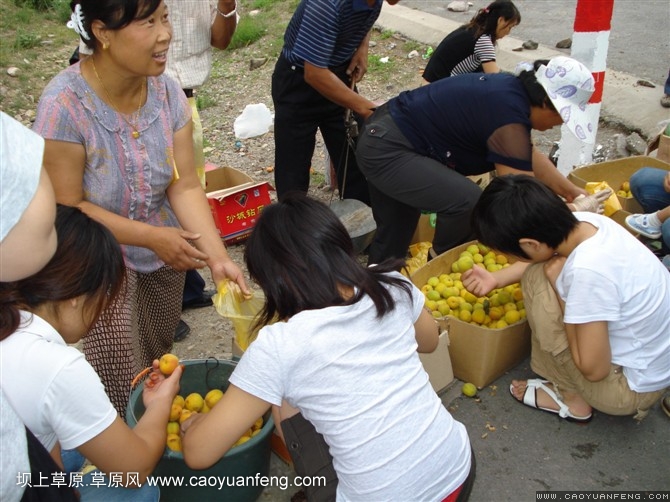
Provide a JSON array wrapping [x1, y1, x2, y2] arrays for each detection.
[[557, 0, 614, 175]]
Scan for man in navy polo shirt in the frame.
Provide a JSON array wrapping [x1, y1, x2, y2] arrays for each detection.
[[271, 0, 400, 205]]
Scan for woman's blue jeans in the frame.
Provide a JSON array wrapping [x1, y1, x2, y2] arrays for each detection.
[[629, 167, 670, 249]]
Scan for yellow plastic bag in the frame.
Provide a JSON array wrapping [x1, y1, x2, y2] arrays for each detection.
[[213, 281, 266, 350], [585, 181, 621, 217], [402, 241, 432, 277]]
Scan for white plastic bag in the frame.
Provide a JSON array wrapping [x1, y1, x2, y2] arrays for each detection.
[[233, 103, 274, 139]]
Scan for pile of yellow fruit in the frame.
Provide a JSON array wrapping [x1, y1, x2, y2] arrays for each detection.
[[165, 389, 264, 452], [616, 180, 632, 199], [420, 243, 526, 329], [156, 354, 264, 453]]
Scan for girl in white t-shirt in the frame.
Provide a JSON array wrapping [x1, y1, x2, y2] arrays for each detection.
[[182, 194, 474, 502], [0, 205, 182, 501]]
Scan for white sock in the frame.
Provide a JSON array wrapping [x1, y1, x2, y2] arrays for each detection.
[[646, 211, 662, 228]]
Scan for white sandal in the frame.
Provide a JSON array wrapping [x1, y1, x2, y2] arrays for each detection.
[[509, 378, 592, 423]]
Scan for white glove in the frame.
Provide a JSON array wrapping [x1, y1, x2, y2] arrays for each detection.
[[571, 188, 613, 214]]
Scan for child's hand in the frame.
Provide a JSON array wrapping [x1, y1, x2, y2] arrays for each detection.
[[461, 266, 497, 297], [142, 360, 183, 409]]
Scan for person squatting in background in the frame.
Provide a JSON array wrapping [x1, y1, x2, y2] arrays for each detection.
[[33, 0, 248, 414], [625, 167, 670, 270], [423, 0, 521, 83]]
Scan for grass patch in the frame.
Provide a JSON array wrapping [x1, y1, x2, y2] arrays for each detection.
[[13, 30, 41, 49], [310, 170, 326, 186], [228, 16, 267, 49], [404, 40, 422, 53], [12, 0, 50, 10], [379, 29, 395, 40], [366, 54, 396, 82], [196, 93, 217, 111]]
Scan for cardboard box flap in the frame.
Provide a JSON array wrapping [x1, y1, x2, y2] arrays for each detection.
[[205, 165, 254, 190], [207, 181, 269, 201]]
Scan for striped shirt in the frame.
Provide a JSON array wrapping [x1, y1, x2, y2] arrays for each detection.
[[281, 0, 383, 69], [423, 26, 497, 82]]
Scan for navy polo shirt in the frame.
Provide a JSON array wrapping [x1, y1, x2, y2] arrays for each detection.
[[281, 0, 383, 69], [388, 73, 534, 176]]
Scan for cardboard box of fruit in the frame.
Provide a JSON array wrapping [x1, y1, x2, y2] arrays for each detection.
[[567, 155, 670, 214], [411, 241, 531, 389]]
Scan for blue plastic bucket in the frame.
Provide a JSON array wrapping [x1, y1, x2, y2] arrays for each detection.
[[125, 358, 274, 502]]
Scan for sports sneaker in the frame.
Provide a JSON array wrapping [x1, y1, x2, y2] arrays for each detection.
[[625, 213, 662, 239]]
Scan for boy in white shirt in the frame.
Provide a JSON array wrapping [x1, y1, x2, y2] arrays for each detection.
[[463, 175, 670, 422]]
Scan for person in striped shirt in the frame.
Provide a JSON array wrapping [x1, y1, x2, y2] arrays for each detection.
[[271, 0, 400, 206], [422, 0, 520, 84]]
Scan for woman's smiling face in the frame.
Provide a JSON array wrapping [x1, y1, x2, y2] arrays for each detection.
[[104, 1, 172, 77]]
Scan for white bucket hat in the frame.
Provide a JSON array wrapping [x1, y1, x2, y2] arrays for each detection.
[[535, 56, 596, 144]]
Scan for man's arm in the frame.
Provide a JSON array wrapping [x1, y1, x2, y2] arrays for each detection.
[[211, 0, 238, 50], [304, 63, 378, 119]]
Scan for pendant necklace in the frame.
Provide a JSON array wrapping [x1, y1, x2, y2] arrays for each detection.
[[90, 57, 145, 139]]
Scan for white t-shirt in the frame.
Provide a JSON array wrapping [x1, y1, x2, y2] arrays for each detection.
[[230, 273, 471, 501], [556, 212, 670, 392], [0, 312, 118, 452]]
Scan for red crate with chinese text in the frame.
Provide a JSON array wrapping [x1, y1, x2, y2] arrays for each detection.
[[205, 167, 273, 244]]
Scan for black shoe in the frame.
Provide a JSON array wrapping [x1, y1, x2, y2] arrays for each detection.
[[182, 289, 215, 310], [174, 319, 190, 342]]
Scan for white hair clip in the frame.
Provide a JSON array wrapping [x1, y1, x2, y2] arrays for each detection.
[[66, 3, 90, 41]]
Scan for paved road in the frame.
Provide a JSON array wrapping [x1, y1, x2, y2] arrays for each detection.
[[400, 0, 670, 86]]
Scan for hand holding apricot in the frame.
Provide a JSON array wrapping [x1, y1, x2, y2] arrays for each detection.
[[159, 353, 180, 376]]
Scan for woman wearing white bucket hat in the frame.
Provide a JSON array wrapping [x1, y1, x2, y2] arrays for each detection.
[[534, 56, 597, 144], [356, 56, 609, 264]]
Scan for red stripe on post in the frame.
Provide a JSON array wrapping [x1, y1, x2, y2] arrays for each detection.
[[589, 71, 605, 104], [574, 0, 614, 32]]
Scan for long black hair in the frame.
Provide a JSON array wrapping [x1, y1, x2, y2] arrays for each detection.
[[244, 193, 412, 329], [465, 0, 521, 44], [0, 205, 125, 340]]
